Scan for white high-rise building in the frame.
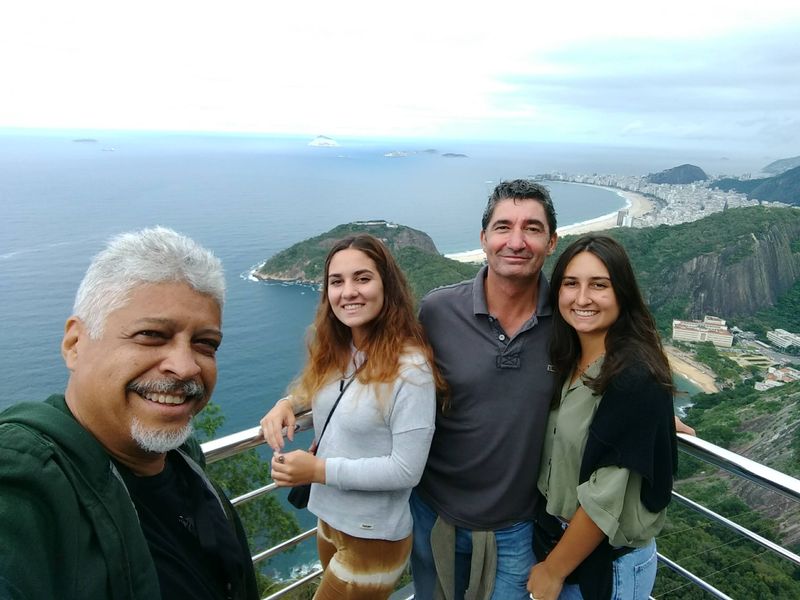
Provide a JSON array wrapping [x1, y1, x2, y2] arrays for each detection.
[[672, 316, 734, 348]]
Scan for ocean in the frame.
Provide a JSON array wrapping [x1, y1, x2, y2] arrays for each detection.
[[0, 130, 705, 578]]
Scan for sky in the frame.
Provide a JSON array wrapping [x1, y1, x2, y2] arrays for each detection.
[[1, 1, 799, 156]]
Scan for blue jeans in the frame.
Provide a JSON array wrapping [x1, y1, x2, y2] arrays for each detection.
[[555, 539, 658, 600], [410, 490, 533, 600]]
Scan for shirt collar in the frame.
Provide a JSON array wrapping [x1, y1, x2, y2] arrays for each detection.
[[472, 265, 553, 319]]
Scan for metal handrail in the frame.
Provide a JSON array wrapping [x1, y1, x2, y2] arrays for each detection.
[[202, 428, 800, 507], [253, 527, 318, 564], [202, 411, 314, 464], [671, 491, 800, 567], [676, 432, 800, 502], [656, 553, 734, 600], [263, 568, 324, 600], [200, 426, 800, 599]]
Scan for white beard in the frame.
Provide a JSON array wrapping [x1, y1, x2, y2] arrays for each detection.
[[130, 417, 194, 453]]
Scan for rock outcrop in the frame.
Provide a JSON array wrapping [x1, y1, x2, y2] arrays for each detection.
[[653, 221, 800, 317]]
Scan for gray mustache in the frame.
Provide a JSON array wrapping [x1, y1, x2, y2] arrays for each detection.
[[127, 379, 205, 401]]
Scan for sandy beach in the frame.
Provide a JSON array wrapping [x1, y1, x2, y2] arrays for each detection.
[[445, 185, 655, 264], [664, 346, 719, 393], [557, 188, 654, 237]]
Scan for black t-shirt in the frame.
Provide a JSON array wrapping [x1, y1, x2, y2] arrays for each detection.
[[117, 453, 249, 600]]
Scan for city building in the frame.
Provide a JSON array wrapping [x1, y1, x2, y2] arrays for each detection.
[[766, 329, 800, 349], [755, 365, 800, 391], [672, 315, 734, 348]]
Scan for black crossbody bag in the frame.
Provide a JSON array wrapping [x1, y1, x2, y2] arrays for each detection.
[[287, 370, 360, 509]]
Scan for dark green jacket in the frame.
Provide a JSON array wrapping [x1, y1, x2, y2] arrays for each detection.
[[0, 395, 258, 600]]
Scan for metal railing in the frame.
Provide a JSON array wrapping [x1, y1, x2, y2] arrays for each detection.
[[201, 425, 800, 599]]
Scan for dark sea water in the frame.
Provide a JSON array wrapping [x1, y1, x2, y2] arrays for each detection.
[[0, 131, 708, 578]]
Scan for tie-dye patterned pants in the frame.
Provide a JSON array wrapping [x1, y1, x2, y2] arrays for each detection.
[[314, 519, 413, 599]]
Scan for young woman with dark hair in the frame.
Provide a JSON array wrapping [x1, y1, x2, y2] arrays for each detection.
[[527, 234, 677, 600], [260, 234, 443, 599]]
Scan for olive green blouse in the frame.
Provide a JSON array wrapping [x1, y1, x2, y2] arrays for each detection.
[[537, 359, 667, 548]]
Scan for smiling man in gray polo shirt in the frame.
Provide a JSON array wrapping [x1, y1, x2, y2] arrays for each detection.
[[410, 180, 558, 600]]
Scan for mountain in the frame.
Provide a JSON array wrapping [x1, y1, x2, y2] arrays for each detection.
[[713, 166, 800, 206], [763, 156, 800, 175], [253, 220, 479, 299], [646, 164, 708, 184]]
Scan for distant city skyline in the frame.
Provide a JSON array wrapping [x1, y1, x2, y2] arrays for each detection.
[[2, 1, 799, 159]]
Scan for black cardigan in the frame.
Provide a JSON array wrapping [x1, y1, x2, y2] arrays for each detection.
[[580, 364, 677, 512]]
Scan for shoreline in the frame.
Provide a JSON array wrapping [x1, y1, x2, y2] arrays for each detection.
[[664, 346, 719, 393], [445, 184, 655, 264]]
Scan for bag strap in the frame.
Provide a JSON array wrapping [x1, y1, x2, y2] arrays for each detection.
[[316, 362, 364, 447]]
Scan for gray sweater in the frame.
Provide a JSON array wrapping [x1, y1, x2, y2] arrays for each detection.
[[308, 351, 436, 540]]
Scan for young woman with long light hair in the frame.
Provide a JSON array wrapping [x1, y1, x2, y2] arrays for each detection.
[[260, 234, 443, 600]]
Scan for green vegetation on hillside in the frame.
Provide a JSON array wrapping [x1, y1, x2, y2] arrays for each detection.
[[597, 206, 797, 276], [686, 381, 800, 463], [692, 342, 741, 384], [714, 166, 800, 206], [257, 221, 438, 283], [395, 246, 479, 300], [653, 380, 800, 598], [550, 206, 797, 279], [740, 278, 800, 335], [655, 478, 800, 599]]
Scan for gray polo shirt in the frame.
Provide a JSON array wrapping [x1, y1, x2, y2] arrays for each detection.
[[417, 266, 555, 530]]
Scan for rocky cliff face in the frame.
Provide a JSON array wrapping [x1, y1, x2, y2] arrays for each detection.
[[650, 219, 800, 318], [732, 392, 800, 546]]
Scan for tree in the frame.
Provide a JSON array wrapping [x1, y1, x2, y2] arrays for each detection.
[[195, 403, 303, 596]]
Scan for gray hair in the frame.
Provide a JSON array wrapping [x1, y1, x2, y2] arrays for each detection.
[[73, 226, 225, 339]]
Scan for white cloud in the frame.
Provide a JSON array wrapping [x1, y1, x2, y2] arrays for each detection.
[[1, 0, 799, 154]]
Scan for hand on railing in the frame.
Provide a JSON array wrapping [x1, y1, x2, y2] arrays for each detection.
[[260, 398, 297, 452], [675, 416, 696, 436]]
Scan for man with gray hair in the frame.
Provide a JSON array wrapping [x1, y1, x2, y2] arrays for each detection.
[[0, 227, 258, 600]]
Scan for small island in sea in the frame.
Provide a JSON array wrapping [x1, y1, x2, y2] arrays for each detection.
[[441, 152, 468, 158], [252, 220, 479, 299]]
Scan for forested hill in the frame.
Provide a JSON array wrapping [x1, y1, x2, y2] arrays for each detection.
[[763, 155, 800, 175], [254, 220, 479, 300], [713, 165, 800, 206], [646, 163, 708, 184]]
